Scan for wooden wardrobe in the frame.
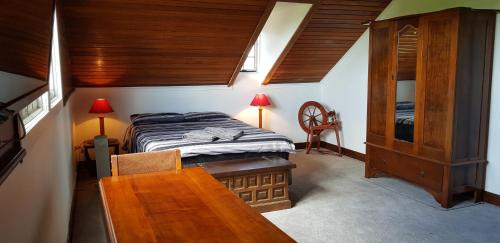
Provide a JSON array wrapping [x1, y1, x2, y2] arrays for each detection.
[[365, 8, 496, 208]]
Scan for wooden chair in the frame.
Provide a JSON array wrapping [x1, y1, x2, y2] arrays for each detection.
[[111, 149, 182, 176], [306, 111, 342, 156]]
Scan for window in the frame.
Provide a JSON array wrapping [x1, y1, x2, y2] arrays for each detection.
[[20, 93, 49, 133], [49, 11, 62, 108], [241, 39, 259, 72], [19, 11, 61, 133]]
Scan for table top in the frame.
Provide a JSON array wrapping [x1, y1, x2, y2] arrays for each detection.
[[200, 156, 297, 177], [83, 138, 120, 147], [99, 167, 295, 243]]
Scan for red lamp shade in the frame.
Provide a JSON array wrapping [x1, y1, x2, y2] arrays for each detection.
[[89, 98, 114, 114], [250, 93, 271, 107]]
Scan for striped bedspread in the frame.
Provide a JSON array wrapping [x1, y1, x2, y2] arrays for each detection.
[[124, 113, 295, 158], [395, 109, 414, 125], [395, 101, 414, 125]]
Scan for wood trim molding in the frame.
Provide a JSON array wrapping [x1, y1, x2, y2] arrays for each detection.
[[484, 191, 500, 206], [227, 0, 277, 86], [262, 1, 319, 85], [320, 141, 365, 161], [66, 176, 78, 242], [279, 0, 318, 3], [63, 88, 75, 105], [294, 141, 366, 162], [294, 142, 307, 149]]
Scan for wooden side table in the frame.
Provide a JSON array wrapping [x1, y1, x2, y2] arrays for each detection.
[[83, 138, 120, 161]]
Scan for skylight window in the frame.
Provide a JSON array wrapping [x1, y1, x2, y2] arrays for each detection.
[[49, 11, 62, 108], [20, 10, 62, 133], [234, 2, 312, 83], [241, 39, 259, 72]]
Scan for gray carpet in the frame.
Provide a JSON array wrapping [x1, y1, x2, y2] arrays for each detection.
[[365, 177, 480, 210], [264, 150, 500, 243]]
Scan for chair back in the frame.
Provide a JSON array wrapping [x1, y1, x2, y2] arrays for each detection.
[[111, 149, 182, 176]]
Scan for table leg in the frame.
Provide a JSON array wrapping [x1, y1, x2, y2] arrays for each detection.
[[84, 147, 92, 161]]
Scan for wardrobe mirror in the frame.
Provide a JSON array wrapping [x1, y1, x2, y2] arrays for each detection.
[[394, 24, 417, 142]]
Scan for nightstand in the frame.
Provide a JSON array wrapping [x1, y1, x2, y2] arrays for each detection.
[[83, 138, 120, 161]]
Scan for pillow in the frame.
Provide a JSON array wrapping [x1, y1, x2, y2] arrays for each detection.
[[130, 112, 184, 125], [183, 112, 229, 122], [396, 101, 415, 111]]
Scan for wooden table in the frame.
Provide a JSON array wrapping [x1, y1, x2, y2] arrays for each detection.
[[199, 156, 296, 213], [99, 167, 295, 243]]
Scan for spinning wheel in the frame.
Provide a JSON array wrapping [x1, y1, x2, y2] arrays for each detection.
[[298, 101, 328, 135], [298, 101, 342, 156]]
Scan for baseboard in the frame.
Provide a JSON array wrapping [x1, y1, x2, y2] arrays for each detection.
[[294, 142, 307, 149], [67, 178, 77, 242], [293, 142, 366, 162], [484, 191, 500, 206], [321, 141, 365, 161]]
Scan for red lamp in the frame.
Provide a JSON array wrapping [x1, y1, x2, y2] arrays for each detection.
[[89, 98, 114, 135], [250, 93, 271, 128]]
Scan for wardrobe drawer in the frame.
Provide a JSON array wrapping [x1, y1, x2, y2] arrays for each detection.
[[417, 160, 444, 192], [367, 146, 393, 171], [394, 153, 444, 192]]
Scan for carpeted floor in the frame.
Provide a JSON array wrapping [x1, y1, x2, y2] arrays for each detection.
[[264, 150, 500, 243], [71, 150, 500, 243]]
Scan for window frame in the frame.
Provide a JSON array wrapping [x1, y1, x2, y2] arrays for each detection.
[[241, 38, 259, 72], [21, 93, 50, 133]]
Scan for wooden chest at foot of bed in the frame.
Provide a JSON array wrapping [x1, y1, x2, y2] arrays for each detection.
[[199, 156, 296, 213]]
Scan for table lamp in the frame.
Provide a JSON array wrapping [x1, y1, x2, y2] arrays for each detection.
[[89, 98, 114, 135], [250, 93, 270, 128]]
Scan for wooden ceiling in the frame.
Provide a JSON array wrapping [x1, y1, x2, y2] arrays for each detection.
[[264, 0, 391, 84], [0, 0, 54, 81], [61, 0, 274, 87]]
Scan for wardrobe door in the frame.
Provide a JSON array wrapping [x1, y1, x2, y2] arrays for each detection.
[[392, 18, 419, 154], [367, 21, 394, 146], [416, 10, 459, 161]]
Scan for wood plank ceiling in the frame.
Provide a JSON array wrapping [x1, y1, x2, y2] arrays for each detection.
[[264, 0, 391, 84], [0, 0, 54, 81], [61, 0, 273, 87]]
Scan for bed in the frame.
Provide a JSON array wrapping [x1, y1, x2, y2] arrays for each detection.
[[123, 112, 295, 165], [395, 101, 414, 142]]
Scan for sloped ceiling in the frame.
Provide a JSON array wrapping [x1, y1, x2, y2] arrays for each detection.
[[264, 0, 391, 84], [61, 0, 274, 87], [0, 0, 54, 81]]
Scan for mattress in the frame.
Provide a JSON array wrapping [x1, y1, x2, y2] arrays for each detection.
[[123, 112, 295, 159], [181, 152, 289, 165]]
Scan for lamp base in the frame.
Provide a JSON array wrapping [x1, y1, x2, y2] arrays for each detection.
[[258, 107, 263, 129], [99, 116, 105, 136]]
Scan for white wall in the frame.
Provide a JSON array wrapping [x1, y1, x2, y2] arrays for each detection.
[[486, 16, 500, 195], [72, 2, 319, 150], [396, 81, 416, 102], [320, 32, 370, 153], [73, 83, 320, 149], [0, 100, 76, 243], [320, 0, 500, 194]]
